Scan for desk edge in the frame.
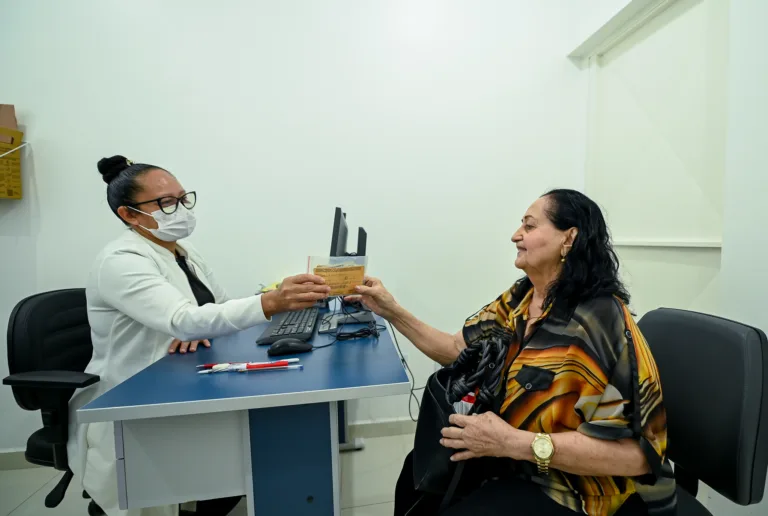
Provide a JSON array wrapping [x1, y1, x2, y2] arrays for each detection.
[[76, 381, 411, 423]]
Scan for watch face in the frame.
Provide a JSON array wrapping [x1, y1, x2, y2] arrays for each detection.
[[533, 438, 554, 459]]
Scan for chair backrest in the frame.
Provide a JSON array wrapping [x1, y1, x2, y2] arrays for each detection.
[[6, 289, 93, 411], [638, 308, 768, 505]]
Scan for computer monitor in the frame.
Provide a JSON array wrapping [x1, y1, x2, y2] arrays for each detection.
[[328, 207, 368, 312], [329, 207, 367, 257]]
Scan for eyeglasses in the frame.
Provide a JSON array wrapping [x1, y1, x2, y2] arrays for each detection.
[[129, 191, 197, 215]]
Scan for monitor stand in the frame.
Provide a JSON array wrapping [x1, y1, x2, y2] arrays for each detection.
[[318, 311, 376, 334]]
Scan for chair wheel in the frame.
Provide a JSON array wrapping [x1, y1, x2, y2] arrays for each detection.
[[88, 500, 105, 516]]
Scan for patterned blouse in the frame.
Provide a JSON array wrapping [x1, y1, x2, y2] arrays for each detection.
[[462, 281, 677, 516]]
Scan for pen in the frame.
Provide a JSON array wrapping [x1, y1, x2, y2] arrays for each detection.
[[240, 362, 303, 371], [197, 358, 299, 369], [197, 360, 298, 374], [238, 364, 304, 373]]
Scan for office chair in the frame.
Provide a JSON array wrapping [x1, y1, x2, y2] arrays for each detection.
[[638, 308, 768, 515], [2, 289, 101, 514]]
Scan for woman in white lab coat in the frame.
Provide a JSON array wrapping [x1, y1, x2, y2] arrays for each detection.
[[67, 155, 330, 516]]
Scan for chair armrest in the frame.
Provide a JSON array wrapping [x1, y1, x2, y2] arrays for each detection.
[[3, 371, 100, 389]]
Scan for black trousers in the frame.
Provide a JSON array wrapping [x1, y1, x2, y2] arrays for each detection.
[[395, 452, 649, 516]]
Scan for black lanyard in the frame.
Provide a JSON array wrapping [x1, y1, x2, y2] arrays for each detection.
[[175, 254, 215, 306]]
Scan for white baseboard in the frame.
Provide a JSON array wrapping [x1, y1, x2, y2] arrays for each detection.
[[348, 417, 416, 439], [0, 419, 416, 471], [0, 450, 42, 471]]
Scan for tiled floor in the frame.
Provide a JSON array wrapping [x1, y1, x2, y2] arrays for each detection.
[[0, 434, 411, 516]]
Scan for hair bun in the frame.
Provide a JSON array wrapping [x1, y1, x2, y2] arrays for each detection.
[[98, 155, 132, 184]]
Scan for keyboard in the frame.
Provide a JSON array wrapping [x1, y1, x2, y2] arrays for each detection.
[[256, 307, 320, 345]]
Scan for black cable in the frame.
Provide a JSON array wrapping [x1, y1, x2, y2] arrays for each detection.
[[311, 340, 337, 350], [312, 300, 343, 350], [322, 297, 342, 326], [335, 326, 382, 340], [314, 300, 423, 422], [339, 302, 425, 419], [335, 299, 381, 340], [388, 320, 424, 423], [313, 298, 382, 349]]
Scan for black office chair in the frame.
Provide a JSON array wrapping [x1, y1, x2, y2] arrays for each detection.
[[2, 289, 101, 514], [638, 308, 768, 515]]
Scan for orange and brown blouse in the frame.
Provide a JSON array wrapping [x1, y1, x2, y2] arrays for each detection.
[[463, 281, 677, 516]]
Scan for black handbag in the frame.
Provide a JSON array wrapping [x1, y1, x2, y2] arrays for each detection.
[[411, 327, 512, 511]]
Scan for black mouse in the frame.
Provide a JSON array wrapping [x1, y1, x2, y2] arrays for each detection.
[[267, 338, 313, 357]]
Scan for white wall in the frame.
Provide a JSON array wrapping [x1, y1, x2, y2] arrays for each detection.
[[705, 0, 768, 513], [584, 0, 728, 318], [0, 0, 599, 451], [588, 0, 728, 243]]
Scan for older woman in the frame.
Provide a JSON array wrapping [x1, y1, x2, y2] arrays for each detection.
[[349, 189, 676, 516]]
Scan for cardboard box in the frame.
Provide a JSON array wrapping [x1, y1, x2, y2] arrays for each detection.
[[0, 104, 24, 200]]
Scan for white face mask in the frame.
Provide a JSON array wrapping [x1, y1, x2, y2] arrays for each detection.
[[128, 206, 197, 242]]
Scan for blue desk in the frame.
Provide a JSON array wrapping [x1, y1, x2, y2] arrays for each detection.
[[77, 318, 409, 516]]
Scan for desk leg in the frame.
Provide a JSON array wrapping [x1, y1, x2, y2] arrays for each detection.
[[338, 401, 365, 452], [248, 402, 340, 516]]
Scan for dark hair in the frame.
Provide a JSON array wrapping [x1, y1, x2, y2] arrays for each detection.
[[520, 188, 630, 311], [97, 155, 164, 223]]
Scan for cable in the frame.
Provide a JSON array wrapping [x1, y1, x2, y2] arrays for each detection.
[[311, 341, 336, 350], [312, 300, 343, 350], [343, 298, 424, 421], [388, 320, 424, 422], [335, 299, 382, 340], [314, 300, 424, 422], [312, 298, 383, 349]]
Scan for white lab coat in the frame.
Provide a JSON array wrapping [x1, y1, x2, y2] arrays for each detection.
[[67, 230, 268, 516]]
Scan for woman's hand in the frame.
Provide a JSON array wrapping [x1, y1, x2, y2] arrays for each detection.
[[261, 274, 331, 318], [168, 338, 211, 354], [344, 276, 399, 320], [440, 413, 524, 461]]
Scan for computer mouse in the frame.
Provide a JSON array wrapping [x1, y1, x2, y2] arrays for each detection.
[[267, 338, 313, 357]]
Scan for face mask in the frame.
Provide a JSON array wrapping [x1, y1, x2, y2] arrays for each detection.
[[128, 206, 197, 242]]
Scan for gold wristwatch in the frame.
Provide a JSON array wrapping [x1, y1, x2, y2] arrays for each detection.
[[531, 433, 555, 474]]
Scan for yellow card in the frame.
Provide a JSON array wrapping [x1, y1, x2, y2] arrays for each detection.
[[313, 265, 366, 296]]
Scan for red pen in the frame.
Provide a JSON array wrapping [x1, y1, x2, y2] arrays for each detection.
[[238, 364, 304, 373], [241, 361, 294, 370], [197, 358, 300, 369], [197, 359, 300, 374]]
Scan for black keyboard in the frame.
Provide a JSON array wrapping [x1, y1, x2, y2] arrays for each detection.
[[256, 307, 320, 345]]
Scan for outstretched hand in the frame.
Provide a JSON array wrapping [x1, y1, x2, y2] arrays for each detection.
[[344, 276, 399, 320], [262, 274, 331, 318]]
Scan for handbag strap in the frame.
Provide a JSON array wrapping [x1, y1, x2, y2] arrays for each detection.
[[404, 463, 465, 516], [439, 460, 465, 513]]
